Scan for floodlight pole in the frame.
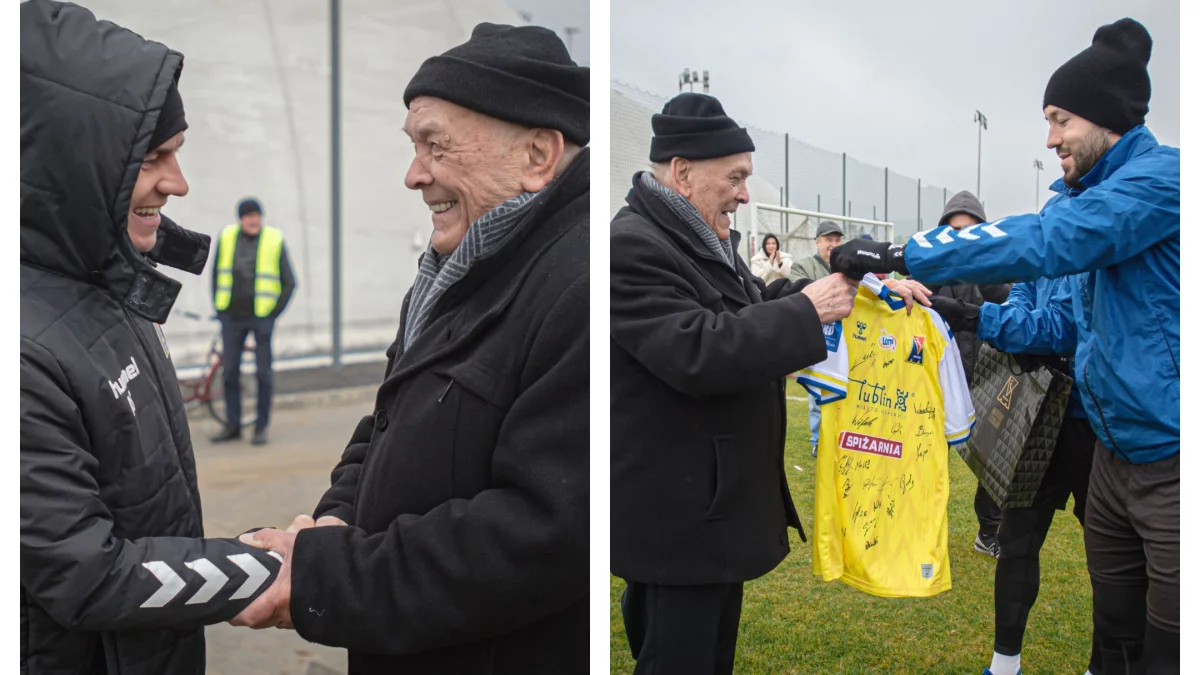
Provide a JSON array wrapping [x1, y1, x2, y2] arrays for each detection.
[[974, 110, 988, 199], [1033, 159, 1044, 211]]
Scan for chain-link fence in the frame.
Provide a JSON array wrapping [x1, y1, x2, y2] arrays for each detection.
[[612, 80, 967, 263]]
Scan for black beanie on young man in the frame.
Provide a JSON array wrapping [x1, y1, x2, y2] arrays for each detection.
[[649, 93, 755, 162], [1043, 17, 1153, 134], [148, 79, 187, 150], [403, 23, 589, 146]]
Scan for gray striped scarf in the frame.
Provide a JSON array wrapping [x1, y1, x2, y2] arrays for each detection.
[[403, 190, 541, 350], [641, 172, 736, 269]]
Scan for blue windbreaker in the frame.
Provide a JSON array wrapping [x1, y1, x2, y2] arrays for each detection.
[[977, 276, 1087, 420], [904, 126, 1179, 464]]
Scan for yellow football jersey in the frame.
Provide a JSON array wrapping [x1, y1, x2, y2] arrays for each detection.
[[798, 275, 975, 598]]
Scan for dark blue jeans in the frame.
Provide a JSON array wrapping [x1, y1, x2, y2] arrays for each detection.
[[219, 315, 274, 431]]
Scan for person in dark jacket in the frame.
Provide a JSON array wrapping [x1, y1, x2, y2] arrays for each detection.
[[229, 24, 590, 675], [20, 2, 281, 673], [209, 197, 297, 446], [925, 191, 1011, 560], [609, 92, 861, 675], [832, 18, 1178, 675]]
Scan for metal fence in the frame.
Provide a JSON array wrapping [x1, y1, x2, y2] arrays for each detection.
[[611, 80, 966, 262]]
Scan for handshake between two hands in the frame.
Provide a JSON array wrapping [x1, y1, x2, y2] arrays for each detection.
[[227, 514, 347, 630]]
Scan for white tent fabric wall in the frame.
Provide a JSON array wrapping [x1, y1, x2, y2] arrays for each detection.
[[610, 80, 962, 263], [83, 0, 523, 368]]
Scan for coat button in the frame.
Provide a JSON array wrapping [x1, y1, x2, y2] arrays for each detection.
[[374, 410, 388, 431]]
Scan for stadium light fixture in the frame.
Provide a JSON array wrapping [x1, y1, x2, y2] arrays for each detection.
[[679, 69, 709, 93], [974, 110, 988, 198]]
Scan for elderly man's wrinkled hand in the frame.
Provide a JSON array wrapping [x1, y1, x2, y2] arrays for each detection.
[[229, 528, 296, 630], [801, 273, 859, 324], [882, 278, 933, 315]]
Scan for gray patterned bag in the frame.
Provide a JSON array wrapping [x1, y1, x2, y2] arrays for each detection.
[[957, 343, 1073, 508]]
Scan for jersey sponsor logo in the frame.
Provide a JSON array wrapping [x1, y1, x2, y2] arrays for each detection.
[[997, 375, 1019, 410], [823, 321, 843, 352], [851, 379, 911, 412], [853, 321, 868, 341], [838, 431, 903, 459], [878, 328, 897, 351], [906, 336, 925, 365]]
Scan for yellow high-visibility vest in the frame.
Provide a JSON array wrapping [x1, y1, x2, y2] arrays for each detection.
[[213, 224, 284, 317]]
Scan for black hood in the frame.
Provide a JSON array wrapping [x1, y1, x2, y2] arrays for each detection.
[[20, 0, 208, 323]]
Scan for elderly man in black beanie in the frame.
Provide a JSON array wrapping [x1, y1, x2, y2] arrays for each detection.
[[608, 93, 862, 674], [832, 17, 1179, 675], [229, 23, 590, 675], [21, 2, 285, 673]]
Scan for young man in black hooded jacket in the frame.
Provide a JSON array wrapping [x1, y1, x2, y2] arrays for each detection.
[[21, 2, 281, 672]]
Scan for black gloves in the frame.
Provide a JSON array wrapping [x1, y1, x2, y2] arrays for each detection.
[[928, 296, 980, 334], [829, 239, 909, 278], [921, 295, 979, 333]]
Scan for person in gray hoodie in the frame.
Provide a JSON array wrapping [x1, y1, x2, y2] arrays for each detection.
[[924, 191, 1011, 559]]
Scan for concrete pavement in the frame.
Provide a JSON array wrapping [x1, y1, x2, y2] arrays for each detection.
[[193, 394, 374, 674]]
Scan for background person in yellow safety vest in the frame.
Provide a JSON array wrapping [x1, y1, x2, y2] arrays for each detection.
[[209, 197, 296, 446]]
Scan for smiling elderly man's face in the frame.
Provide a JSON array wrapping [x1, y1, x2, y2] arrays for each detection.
[[403, 97, 534, 255]]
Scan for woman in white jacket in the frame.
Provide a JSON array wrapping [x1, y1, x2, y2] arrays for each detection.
[[750, 233, 792, 283]]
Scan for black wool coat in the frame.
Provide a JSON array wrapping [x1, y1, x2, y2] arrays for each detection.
[[290, 152, 591, 675], [610, 173, 830, 586]]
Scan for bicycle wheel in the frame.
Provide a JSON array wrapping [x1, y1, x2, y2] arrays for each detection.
[[206, 348, 259, 429]]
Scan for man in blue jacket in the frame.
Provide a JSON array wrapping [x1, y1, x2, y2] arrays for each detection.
[[933, 277, 1103, 675], [831, 17, 1178, 675]]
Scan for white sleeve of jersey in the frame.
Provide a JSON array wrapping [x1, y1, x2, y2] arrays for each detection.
[[797, 321, 850, 405], [931, 311, 976, 445]]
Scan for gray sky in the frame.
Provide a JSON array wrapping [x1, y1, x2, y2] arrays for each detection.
[[611, 0, 1179, 220], [507, 0, 590, 64]]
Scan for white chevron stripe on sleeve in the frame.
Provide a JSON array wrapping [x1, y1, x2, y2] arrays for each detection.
[[227, 553, 270, 600], [184, 558, 229, 605], [936, 228, 954, 244], [982, 217, 1009, 238], [267, 551, 283, 563], [140, 561, 186, 608], [958, 224, 981, 240], [912, 231, 932, 248]]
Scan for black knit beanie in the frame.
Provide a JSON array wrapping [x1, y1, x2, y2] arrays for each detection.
[[649, 93, 755, 162], [149, 80, 187, 150], [237, 197, 262, 219], [1043, 18, 1152, 134], [403, 23, 589, 146]]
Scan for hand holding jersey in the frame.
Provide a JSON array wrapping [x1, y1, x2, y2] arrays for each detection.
[[799, 272, 859, 323]]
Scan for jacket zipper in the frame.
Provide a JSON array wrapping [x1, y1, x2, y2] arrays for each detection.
[[1082, 363, 1129, 463]]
